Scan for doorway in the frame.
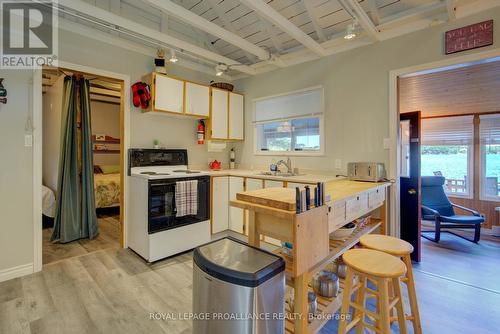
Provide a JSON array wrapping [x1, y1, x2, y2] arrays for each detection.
[[34, 62, 130, 270]]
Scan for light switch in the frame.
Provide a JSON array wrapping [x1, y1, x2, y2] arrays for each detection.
[[25, 134, 33, 147], [383, 138, 391, 150]]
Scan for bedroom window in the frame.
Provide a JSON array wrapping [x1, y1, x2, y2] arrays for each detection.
[[253, 87, 324, 155], [421, 115, 474, 198], [480, 114, 500, 201]]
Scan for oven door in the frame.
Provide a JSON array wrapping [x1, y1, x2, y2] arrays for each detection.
[[148, 176, 210, 234]]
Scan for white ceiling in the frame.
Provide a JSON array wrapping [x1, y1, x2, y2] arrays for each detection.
[[55, 0, 500, 78]]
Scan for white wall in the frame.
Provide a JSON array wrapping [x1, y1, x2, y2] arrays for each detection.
[[91, 101, 121, 166], [42, 76, 64, 192], [233, 7, 500, 174], [0, 70, 34, 272]]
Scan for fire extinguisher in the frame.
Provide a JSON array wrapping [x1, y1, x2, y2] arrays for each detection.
[[197, 120, 205, 144]]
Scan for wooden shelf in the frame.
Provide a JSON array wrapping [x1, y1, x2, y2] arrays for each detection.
[[274, 219, 382, 279], [285, 277, 360, 334], [93, 150, 120, 154], [279, 221, 381, 334], [92, 135, 120, 144]]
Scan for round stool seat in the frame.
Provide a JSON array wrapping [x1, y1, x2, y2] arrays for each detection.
[[360, 234, 413, 256], [342, 249, 406, 278]]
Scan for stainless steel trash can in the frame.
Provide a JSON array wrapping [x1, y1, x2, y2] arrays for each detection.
[[193, 237, 285, 334]]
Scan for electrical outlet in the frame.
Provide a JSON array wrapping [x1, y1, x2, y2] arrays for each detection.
[[335, 159, 342, 169], [24, 134, 33, 147]]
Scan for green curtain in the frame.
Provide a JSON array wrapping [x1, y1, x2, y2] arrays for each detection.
[[80, 78, 99, 239], [52, 76, 99, 243]]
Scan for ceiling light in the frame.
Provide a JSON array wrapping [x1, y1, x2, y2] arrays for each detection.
[[169, 50, 178, 63], [215, 63, 227, 76], [344, 22, 357, 40]]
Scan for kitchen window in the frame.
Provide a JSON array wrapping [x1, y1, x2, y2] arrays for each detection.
[[480, 114, 500, 201], [421, 115, 474, 198], [253, 87, 324, 155]]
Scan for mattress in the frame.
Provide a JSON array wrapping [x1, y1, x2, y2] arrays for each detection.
[[94, 173, 121, 208], [42, 185, 56, 218]]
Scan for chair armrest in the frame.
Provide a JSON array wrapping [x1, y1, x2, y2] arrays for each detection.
[[451, 203, 481, 217], [421, 205, 440, 217]]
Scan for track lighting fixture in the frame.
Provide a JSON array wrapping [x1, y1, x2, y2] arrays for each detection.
[[169, 49, 178, 63], [344, 21, 357, 40]]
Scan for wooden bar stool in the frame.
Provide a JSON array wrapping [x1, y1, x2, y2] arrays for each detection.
[[338, 249, 408, 334], [360, 234, 422, 334]]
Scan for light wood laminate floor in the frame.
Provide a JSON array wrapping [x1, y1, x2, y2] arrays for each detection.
[[2, 232, 500, 334], [43, 213, 120, 265]]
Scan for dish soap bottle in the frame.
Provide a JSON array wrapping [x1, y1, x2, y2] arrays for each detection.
[[229, 148, 235, 169]]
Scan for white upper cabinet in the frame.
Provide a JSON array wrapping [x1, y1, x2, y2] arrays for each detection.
[[229, 92, 244, 140], [210, 88, 229, 139], [185, 82, 210, 117], [153, 73, 184, 114]]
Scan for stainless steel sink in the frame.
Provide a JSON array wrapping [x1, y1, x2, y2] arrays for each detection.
[[255, 171, 303, 177]]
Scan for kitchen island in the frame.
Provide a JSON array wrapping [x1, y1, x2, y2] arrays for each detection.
[[230, 180, 391, 334]]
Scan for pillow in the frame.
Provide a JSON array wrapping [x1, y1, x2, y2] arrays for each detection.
[[94, 165, 103, 173], [100, 165, 120, 174]]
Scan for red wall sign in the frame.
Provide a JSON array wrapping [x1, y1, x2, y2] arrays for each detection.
[[445, 20, 494, 55]]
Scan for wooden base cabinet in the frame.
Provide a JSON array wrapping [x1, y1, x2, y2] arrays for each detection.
[[211, 176, 229, 234]]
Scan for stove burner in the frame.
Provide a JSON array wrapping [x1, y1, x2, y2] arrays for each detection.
[[173, 170, 201, 174], [140, 172, 170, 175]]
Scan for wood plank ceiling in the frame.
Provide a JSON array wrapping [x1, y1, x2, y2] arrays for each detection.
[[57, 0, 498, 77], [399, 59, 500, 117]]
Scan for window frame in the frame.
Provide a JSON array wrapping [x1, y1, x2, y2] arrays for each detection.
[[252, 86, 325, 156], [420, 115, 475, 199], [479, 114, 500, 201]]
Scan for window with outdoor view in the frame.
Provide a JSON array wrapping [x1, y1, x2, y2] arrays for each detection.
[[480, 114, 500, 200], [254, 87, 323, 155], [420, 115, 473, 197]]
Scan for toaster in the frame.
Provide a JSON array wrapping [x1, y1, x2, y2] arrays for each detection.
[[347, 162, 386, 182]]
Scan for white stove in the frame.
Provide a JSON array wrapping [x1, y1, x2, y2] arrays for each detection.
[[128, 149, 211, 262]]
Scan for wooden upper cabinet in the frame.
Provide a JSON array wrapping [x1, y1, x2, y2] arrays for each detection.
[[152, 73, 184, 114], [185, 81, 210, 117], [210, 88, 229, 139], [229, 92, 244, 140]]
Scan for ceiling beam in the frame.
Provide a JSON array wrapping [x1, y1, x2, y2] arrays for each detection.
[[240, 0, 327, 57], [143, 0, 269, 61], [57, 17, 234, 80], [300, 0, 326, 42], [379, 1, 446, 26], [446, 0, 457, 20], [57, 0, 255, 75], [366, 0, 380, 25], [204, 0, 258, 63], [340, 0, 380, 40]]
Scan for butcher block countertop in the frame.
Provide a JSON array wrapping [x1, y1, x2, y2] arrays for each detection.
[[325, 179, 391, 202], [232, 179, 391, 214]]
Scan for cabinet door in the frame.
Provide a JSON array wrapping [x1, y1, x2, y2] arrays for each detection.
[[211, 177, 229, 234], [210, 89, 228, 139], [185, 82, 209, 117], [154, 74, 184, 113], [229, 93, 244, 140], [229, 177, 245, 234]]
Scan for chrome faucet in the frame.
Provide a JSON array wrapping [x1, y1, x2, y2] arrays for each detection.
[[276, 157, 292, 174]]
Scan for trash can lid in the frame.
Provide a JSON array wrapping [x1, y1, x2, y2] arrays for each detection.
[[193, 237, 285, 288]]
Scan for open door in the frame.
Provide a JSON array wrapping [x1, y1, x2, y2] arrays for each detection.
[[400, 111, 421, 262]]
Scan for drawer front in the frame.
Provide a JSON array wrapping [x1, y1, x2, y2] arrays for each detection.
[[346, 193, 368, 221], [368, 187, 385, 209], [329, 199, 346, 232]]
